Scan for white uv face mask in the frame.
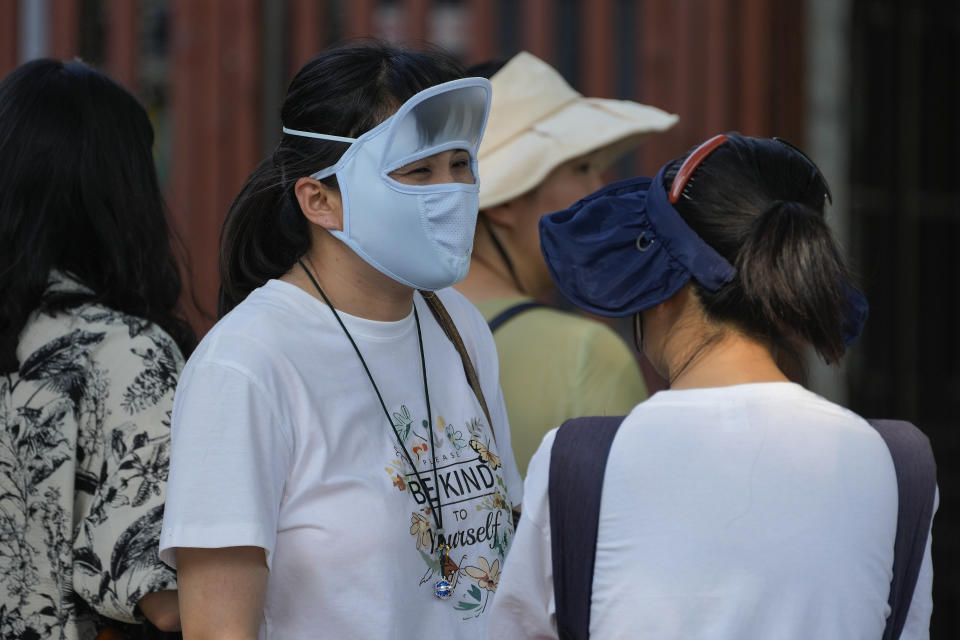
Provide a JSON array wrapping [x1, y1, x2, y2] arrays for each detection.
[[283, 77, 492, 291]]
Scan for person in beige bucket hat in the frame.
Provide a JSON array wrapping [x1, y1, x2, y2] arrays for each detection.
[[455, 51, 678, 475]]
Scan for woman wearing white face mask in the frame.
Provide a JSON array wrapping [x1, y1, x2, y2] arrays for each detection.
[[159, 43, 523, 640]]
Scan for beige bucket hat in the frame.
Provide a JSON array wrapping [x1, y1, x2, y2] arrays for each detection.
[[478, 51, 679, 210]]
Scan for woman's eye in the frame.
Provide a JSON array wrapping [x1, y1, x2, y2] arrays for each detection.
[[575, 163, 591, 174]]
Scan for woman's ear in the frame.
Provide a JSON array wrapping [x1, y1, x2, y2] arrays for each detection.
[[481, 201, 518, 231], [294, 177, 343, 231]]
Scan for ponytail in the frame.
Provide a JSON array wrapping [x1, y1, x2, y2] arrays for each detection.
[[666, 133, 855, 365], [218, 157, 310, 316], [736, 200, 847, 363]]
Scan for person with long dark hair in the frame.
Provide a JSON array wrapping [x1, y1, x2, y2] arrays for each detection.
[[490, 133, 935, 638], [159, 43, 522, 639], [0, 59, 195, 639]]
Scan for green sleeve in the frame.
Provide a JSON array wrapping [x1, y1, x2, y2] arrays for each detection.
[[571, 322, 647, 418]]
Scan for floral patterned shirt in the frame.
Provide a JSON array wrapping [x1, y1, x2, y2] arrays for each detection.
[[1, 274, 182, 640]]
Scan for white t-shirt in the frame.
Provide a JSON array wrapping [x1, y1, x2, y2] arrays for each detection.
[[160, 281, 522, 639], [490, 382, 935, 640]]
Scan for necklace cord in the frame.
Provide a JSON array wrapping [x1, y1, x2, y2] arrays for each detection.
[[414, 311, 444, 546], [481, 215, 525, 294], [296, 259, 446, 546]]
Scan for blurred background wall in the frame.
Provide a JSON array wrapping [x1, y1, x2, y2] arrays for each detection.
[[1, 1, 956, 636]]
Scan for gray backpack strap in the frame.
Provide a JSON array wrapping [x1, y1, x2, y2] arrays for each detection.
[[549, 416, 625, 640], [548, 416, 934, 640], [868, 419, 937, 640]]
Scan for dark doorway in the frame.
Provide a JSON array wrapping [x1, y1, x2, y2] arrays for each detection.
[[849, 1, 959, 637]]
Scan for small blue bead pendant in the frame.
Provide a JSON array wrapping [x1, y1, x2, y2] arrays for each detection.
[[434, 579, 454, 599]]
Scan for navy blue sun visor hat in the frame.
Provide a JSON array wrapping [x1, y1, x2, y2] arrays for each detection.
[[539, 166, 736, 318], [539, 166, 869, 345]]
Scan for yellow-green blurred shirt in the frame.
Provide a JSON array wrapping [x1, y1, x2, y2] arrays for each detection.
[[475, 297, 647, 476]]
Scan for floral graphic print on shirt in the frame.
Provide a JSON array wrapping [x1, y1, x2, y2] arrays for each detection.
[[0, 275, 181, 640], [390, 406, 514, 619]]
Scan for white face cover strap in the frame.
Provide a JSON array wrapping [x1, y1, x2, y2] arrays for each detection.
[[283, 77, 492, 290], [280, 128, 356, 144]]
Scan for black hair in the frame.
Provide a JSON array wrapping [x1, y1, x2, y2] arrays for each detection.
[[465, 58, 509, 80], [218, 41, 466, 316], [0, 58, 196, 372], [664, 132, 852, 367]]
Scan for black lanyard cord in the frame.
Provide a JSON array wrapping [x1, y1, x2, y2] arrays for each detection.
[[296, 259, 446, 545]]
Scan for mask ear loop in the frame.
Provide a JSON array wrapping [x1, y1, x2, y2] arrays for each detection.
[[632, 313, 643, 352], [668, 134, 729, 204]]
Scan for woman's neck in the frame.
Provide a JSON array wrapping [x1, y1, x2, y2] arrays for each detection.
[[454, 251, 525, 302], [647, 291, 790, 390], [664, 330, 790, 390], [282, 234, 415, 322], [454, 224, 527, 302]]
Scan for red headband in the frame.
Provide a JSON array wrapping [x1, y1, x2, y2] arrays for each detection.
[[668, 134, 729, 204]]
